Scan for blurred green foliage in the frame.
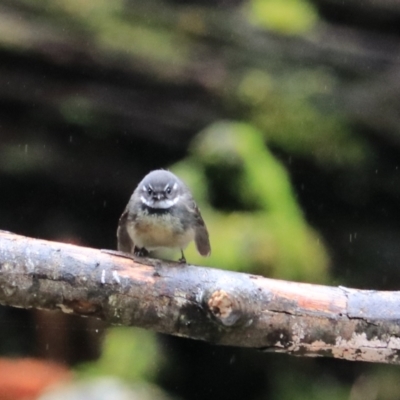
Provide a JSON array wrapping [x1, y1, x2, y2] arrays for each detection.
[[247, 0, 318, 34], [5, 0, 371, 172], [77, 328, 163, 382], [60, 96, 97, 127], [8, 0, 197, 68], [236, 68, 371, 167], [172, 122, 329, 282], [0, 143, 53, 173]]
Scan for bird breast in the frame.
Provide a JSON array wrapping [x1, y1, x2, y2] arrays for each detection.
[[127, 212, 195, 250]]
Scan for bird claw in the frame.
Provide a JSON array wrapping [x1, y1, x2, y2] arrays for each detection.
[[134, 247, 149, 257]]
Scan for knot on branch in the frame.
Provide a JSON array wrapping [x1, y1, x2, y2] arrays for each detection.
[[207, 289, 251, 327]]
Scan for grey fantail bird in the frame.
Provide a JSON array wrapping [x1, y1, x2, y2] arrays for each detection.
[[117, 170, 211, 263]]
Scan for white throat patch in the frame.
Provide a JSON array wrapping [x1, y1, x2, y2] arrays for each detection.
[[140, 195, 180, 209]]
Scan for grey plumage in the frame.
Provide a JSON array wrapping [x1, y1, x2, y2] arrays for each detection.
[[117, 170, 211, 262]]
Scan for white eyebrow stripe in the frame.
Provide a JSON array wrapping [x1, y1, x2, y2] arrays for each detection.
[[164, 183, 170, 191], [142, 185, 147, 191]]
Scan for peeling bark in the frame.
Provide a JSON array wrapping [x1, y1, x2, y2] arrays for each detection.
[[1, 231, 400, 364]]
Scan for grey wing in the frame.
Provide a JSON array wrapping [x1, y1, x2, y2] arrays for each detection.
[[117, 208, 134, 253], [193, 203, 211, 257]]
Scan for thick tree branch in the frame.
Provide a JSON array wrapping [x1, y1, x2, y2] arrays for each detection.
[[1, 231, 400, 364]]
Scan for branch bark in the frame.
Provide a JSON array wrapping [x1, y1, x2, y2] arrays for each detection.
[[1, 230, 400, 365]]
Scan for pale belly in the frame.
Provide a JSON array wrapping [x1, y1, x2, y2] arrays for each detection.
[[127, 213, 195, 250]]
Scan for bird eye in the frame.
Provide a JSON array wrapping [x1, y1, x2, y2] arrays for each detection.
[[147, 187, 153, 195], [166, 186, 171, 195]]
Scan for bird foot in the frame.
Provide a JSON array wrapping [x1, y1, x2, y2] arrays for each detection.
[[134, 247, 149, 257]]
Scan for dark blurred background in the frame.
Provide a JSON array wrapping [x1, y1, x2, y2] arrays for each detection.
[[1, 0, 400, 399]]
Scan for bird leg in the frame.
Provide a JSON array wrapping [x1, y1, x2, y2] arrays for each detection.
[[178, 250, 186, 264]]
